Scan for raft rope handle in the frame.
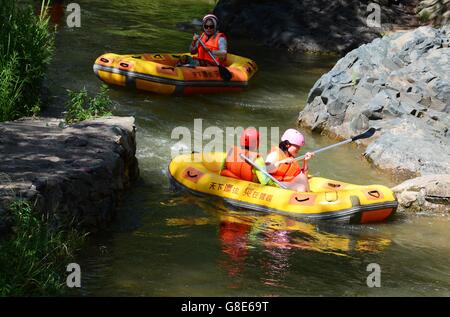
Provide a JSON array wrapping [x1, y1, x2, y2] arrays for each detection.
[[368, 190, 381, 198], [328, 183, 341, 188], [187, 171, 198, 178], [294, 197, 310, 202], [120, 62, 130, 68], [100, 57, 110, 63], [325, 191, 338, 202]]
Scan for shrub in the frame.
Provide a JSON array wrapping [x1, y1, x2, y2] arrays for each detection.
[[418, 9, 431, 23], [0, 0, 54, 122], [64, 85, 114, 124], [0, 200, 86, 296]]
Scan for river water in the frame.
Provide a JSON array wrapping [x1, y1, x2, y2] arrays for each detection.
[[44, 0, 450, 296]]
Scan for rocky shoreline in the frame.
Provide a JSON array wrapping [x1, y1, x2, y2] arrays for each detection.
[[0, 116, 139, 233], [392, 174, 450, 214], [298, 26, 450, 214]]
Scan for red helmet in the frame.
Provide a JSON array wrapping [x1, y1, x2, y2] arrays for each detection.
[[240, 128, 260, 150]]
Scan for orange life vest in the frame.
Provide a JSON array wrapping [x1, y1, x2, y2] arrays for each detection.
[[197, 32, 227, 65], [269, 146, 302, 182], [220, 146, 259, 182]]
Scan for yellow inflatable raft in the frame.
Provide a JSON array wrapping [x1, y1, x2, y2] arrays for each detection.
[[93, 52, 257, 95], [168, 152, 398, 224]]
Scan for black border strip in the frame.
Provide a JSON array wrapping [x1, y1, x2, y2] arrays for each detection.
[[1, 297, 437, 314]]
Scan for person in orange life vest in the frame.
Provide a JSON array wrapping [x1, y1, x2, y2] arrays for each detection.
[[179, 14, 228, 67], [265, 129, 315, 192], [220, 128, 269, 184]]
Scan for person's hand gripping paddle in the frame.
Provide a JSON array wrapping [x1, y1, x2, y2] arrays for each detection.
[[196, 35, 232, 81], [293, 128, 377, 161]]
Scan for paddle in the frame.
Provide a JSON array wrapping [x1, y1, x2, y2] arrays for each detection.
[[196, 35, 232, 81], [294, 127, 377, 161], [239, 153, 288, 189]]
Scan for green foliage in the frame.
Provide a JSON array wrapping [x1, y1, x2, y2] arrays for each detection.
[[418, 9, 431, 22], [0, 53, 23, 120], [0, 0, 54, 122], [0, 200, 86, 296], [65, 88, 91, 124], [64, 85, 114, 124], [30, 99, 42, 118], [90, 85, 115, 118]]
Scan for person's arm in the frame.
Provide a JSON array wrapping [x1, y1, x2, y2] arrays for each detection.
[[300, 152, 314, 174], [265, 152, 292, 173], [301, 159, 308, 174], [211, 37, 227, 59], [265, 152, 278, 173], [190, 34, 200, 54]]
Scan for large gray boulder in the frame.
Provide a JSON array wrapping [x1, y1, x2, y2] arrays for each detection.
[[0, 116, 139, 232], [299, 26, 450, 176]]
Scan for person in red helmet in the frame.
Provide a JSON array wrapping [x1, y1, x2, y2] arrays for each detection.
[[220, 128, 268, 184], [179, 14, 228, 67], [265, 129, 315, 192]]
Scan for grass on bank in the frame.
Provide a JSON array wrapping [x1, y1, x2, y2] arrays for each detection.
[[0, 200, 86, 296], [64, 85, 114, 124], [0, 0, 54, 122]]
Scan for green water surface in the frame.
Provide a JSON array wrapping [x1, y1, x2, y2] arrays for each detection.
[[44, 0, 450, 296]]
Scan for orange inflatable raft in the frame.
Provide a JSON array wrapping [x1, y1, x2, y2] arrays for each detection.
[[93, 52, 258, 95]]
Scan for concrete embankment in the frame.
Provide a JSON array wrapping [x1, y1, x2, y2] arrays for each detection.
[[0, 116, 139, 232]]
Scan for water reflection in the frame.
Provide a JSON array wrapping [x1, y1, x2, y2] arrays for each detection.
[[218, 219, 252, 280], [164, 198, 392, 287]]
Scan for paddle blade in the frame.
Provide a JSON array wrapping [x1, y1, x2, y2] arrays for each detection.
[[253, 157, 270, 185], [219, 65, 232, 81], [351, 127, 376, 141]]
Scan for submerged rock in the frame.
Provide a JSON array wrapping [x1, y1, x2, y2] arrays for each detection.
[[0, 116, 139, 232], [393, 174, 450, 214], [298, 26, 450, 214]]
